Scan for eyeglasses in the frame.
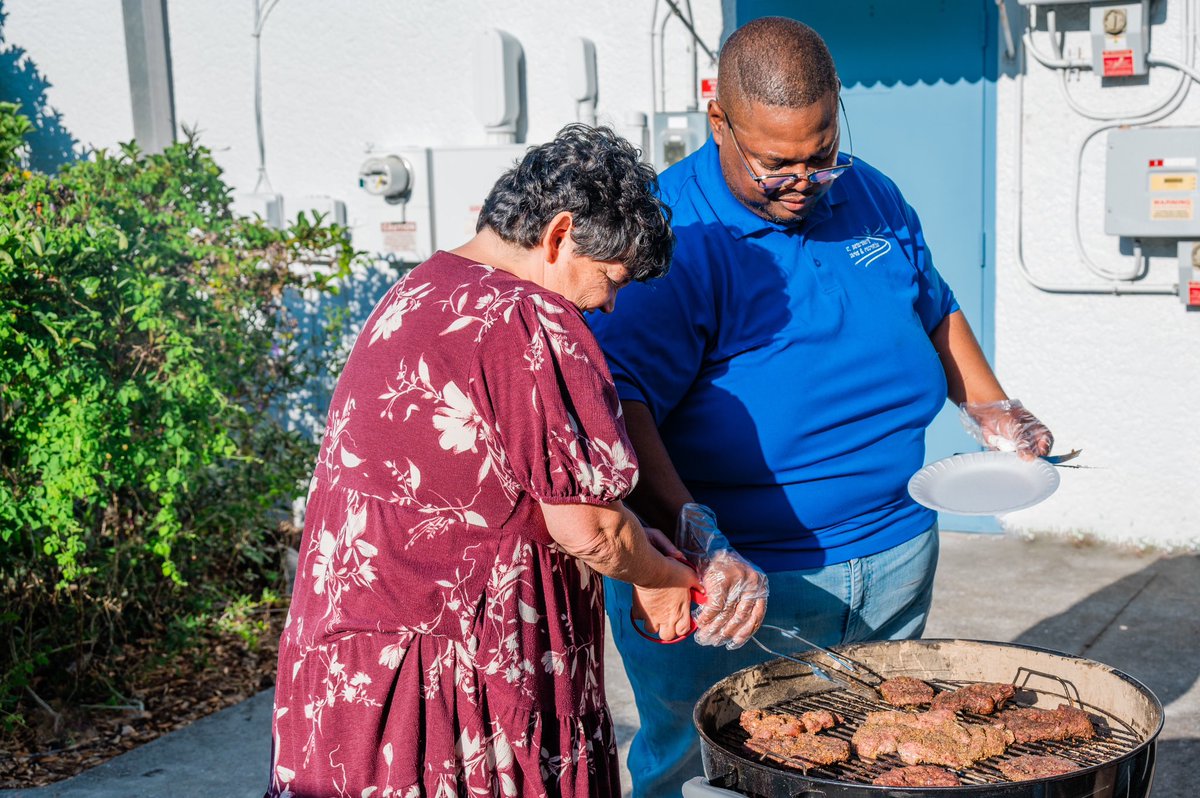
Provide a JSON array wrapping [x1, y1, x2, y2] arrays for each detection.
[[722, 97, 854, 194]]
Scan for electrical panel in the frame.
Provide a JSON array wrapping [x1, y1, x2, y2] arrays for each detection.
[[653, 112, 710, 172], [1089, 2, 1149, 77], [291, 196, 347, 228], [232, 192, 285, 229], [357, 146, 434, 263], [355, 144, 525, 263], [1105, 127, 1200, 237], [1176, 241, 1200, 307], [428, 145, 526, 249]]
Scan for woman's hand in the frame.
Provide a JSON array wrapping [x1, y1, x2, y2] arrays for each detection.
[[631, 557, 701, 642]]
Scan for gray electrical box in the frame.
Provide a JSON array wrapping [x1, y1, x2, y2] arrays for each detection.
[[1105, 127, 1200, 237], [1089, 2, 1149, 77], [653, 112, 711, 172]]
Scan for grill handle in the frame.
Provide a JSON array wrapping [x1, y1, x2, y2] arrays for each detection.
[[681, 777, 743, 797], [683, 778, 829, 797]]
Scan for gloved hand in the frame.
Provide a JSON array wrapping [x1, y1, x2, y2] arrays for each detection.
[[674, 502, 768, 650], [959, 399, 1054, 461]]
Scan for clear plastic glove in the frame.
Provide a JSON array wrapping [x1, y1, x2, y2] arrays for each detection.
[[674, 502, 768, 650], [959, 399, 1054, 461]]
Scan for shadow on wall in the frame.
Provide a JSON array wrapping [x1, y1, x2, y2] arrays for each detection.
[[0, 1, 79, 172], [1014, 554, 1200, 798]]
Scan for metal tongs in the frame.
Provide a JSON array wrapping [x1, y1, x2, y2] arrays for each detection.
[[749, 624, 879, 693], [1041, 448, 1083, 466]]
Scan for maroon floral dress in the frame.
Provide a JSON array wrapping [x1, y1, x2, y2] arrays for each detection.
[[267, 252, 639, 798]]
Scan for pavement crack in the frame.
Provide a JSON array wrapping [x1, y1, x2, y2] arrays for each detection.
[[1079, 573, 1158, 656]]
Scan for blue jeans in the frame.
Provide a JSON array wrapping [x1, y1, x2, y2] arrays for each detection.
[[604, 526, 939, 798]]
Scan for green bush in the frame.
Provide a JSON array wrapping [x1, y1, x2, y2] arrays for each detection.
[[0, 103, 355, 722]]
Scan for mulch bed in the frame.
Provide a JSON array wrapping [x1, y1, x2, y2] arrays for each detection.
[[0, 607, 285, 789]]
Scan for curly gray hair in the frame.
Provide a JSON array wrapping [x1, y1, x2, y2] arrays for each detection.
[[476, 124, 673, 282]]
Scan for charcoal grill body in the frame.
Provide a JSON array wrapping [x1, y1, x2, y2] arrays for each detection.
[[694, 639, 1162, 798]]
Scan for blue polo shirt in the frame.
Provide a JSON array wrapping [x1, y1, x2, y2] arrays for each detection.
[[589, 138, 958, 570]]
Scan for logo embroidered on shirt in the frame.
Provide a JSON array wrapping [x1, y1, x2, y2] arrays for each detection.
[[844, 228, 892, 268]]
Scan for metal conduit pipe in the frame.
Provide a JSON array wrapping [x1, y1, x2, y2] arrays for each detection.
[[659, 10, 671, 114], [649, 0, 661, 116], [1025, 6, 1188, 122], [1068, 0, 1195, 282], [684, 0, 699, 111], [1014, 0, 1195, 294], [1014, 48, 1179, 294]]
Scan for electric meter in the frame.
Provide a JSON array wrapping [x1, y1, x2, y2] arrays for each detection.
[[358, 155, 412, 202]]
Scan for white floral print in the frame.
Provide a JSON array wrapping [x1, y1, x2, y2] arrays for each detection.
[[269, 253, 635, 798]]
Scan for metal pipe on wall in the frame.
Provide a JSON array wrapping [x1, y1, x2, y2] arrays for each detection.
[[121, 0, 176, 154]]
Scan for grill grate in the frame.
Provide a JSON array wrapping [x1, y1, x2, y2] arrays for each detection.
[[714, 679, 1144, 785]]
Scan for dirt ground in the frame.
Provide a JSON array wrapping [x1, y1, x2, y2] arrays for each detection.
[[0, 610, 284, 789]]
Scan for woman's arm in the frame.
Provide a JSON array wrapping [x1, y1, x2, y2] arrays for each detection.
[[540, 499, 698, 639]]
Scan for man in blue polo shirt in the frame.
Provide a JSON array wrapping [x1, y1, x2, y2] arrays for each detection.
[[589, 16, 1054, 798]]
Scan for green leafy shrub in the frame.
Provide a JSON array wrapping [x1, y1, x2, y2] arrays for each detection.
[[0, 104, 355, 723]]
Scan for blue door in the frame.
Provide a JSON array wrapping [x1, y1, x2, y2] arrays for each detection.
[[734, 0, 999, 532]]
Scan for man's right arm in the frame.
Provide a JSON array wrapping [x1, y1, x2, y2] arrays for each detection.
[[620, 399, 694, 533], [620, 398, 769, 649]]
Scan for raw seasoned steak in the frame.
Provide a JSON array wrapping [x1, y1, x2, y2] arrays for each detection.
[[997, 754, 1079, 780], [873, 764, 963, 787], [880, 676, 935, 707], [740, 708, 842, 738], [931, 682, 1016, 715], [744, 732, 852, 769], [740, 709, 804, 738], [997, 705, 1095, 743], [853, 708, 1013, 769], [799, 708, 841, 733]]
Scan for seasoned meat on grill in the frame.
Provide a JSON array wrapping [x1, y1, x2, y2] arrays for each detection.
[[997, 704, 1096, 743], [931, 682, 1016, 715], [739, 708, 850, 769], [744, 731, 852, 769], [873, 764, 963, 787], [997, 754, 1080, 780], [799, 708, 841, 733], [853, 708, 1013, 769], [739, 708, 842, 738], [880, 676, 936, 707], [740, 709, 804, 738]]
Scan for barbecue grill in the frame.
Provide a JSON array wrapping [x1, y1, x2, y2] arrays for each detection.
[[687, 639, 1163, 797]]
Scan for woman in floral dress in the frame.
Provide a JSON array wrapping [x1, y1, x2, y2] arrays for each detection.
[[267, 126, 698, 798]]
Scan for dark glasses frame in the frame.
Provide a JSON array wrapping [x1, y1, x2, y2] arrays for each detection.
[[721, 96, 854, 193]]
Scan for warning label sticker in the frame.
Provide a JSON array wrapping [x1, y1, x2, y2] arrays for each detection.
[[1149, 158, 1200, 169], [1150, 198, 1193, 220], [381, 221, 417, 254], [1189, 282, 1200, 306], [1150, 173, 1197, 192], [701, 78, 718, 99], [1103, 49, 1135, 77]]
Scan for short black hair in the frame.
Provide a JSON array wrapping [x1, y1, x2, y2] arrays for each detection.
[[717, 17, 839, 110], [476, 124, 673, 282]]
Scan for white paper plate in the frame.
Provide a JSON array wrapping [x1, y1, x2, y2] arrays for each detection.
[[907, 451, 1060, 516]]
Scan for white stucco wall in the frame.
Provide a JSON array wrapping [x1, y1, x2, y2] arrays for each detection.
[[995, 1, 1200, 549], [3, 1, 1196, 548]]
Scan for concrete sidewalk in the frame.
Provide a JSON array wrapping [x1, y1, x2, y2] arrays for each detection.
[[5, 531, 1198, 797]]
